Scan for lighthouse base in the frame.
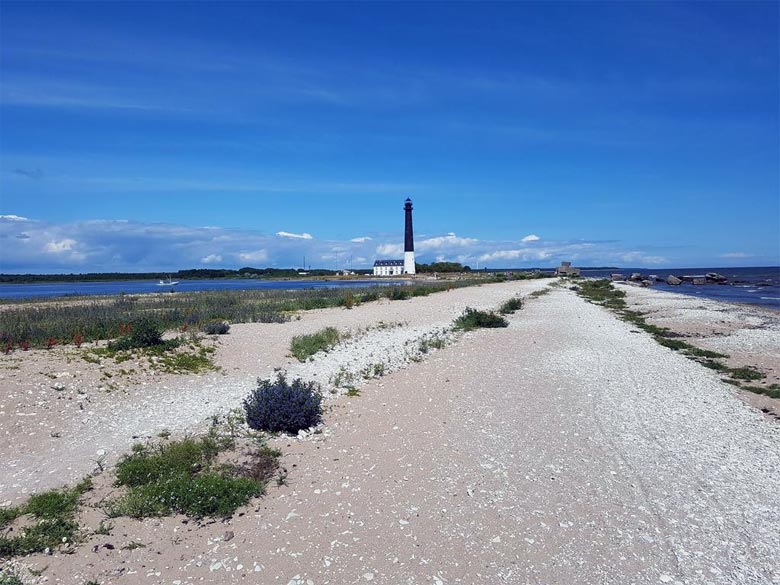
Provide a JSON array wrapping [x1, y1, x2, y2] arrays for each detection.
[[404, 251, 416, 275]]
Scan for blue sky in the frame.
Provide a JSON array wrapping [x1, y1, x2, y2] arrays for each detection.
[[1, 1, 778, 272]]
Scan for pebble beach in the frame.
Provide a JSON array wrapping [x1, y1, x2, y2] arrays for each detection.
[[1, 279, 779, 584]]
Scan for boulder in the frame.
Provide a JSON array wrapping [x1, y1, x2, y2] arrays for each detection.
[[705, 272, 727, 283], [666, 275, 682, 285]]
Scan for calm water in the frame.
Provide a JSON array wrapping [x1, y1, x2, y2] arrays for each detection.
[[1, 267, 778, 309], [579, 266, 780, 310], [0, 278, 405, 301]]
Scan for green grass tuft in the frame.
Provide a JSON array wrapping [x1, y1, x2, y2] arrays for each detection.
[[454, 308, 509, 331], [107, 436, 266, 519], [0, 483, 90, 557], [290, 327, 340, 361], [498, 297, 523, 314], [727, 366, 765, 381]]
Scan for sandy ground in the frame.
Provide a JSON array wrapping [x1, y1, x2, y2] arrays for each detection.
[[2, 282, 779, 584]]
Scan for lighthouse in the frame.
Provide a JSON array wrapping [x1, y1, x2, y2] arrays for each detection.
[[403, 198, 416, 275]]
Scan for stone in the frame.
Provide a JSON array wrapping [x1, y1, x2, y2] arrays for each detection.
[[666, 276, 682, 285]]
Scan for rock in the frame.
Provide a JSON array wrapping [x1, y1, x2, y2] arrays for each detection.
[[666, 276, 682, 285], [223, 530, 234, 541], [52, 382, 66, 391]]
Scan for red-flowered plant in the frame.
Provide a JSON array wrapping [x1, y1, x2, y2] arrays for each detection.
[[73, 334, 84, 348], [3, 343, 12, 355], [20, 340, 31, 351], [46, 337, 58, 350]]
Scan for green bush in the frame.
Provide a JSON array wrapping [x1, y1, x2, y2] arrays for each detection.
[[244, 374, 323, 434], [728, 366, 765, 381], [290, 327, 340, 361], [115, 437, 221, 487], [454, 308, 509, 331], [109, 436, 264, 519], [386, 287, 410, 301], [0, 568, 23, 585], [201, 321, 230, 335], [109, 318, 171, 351], [0, 480, 91, 557], [499, 298, 523, 314]]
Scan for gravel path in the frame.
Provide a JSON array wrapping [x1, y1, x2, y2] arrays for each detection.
[[4, 284, 779, 584], [216, 287, 776, 585]]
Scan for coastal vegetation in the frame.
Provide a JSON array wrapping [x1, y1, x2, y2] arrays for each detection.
[[243, 374, 323, 434], [201, 320, 230, 335], [105, 434, 272, 519], [0, 477, 93, 556], [290, 327, 341, 361], [454, 308, 509, 331], [499, 297, 523, 314], [577, 279, 771, 396], [0, 279, 528, 350]]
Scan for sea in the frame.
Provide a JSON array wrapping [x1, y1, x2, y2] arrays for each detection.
[[0, 278, 405, 301], [0, 267, 778, 310], [578, 266, 780, 310]]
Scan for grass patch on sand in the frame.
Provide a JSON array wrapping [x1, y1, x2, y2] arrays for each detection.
[[290, 327, 341, 362], [498, 297, 523, 314], [0, 477, 93, 557], [454, 308, 508, 331], [0, 568, 23, 585], [105, 433, 277, 519]]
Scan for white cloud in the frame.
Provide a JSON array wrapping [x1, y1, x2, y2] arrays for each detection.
[[619, 251, 667, 265], [44, 239, 77, 253], [721, 252, 751, 258], [376, 243, 403, 257], [417, 232, 479, 251], [0, 216, 701, 273], [521, 234, 540, 243], [238, 250, 268, 262], [276, 231, 313, 240], [0, 214, 31, 222]]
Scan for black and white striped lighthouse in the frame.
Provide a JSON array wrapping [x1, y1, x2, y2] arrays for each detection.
[[403, 198, 416, 275]]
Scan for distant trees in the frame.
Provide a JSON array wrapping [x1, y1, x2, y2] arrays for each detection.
[[415, 262, 471, 273]]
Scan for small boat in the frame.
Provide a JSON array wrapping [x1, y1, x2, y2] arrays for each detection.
[[156, 277, 179, 287]]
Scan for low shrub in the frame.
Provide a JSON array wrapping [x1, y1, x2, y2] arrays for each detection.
[[244, 374, 323, 434], [0, 568, 23, 585], [0, 480, 92, 557], [454, 308, 509, 331], [201, 321, 230, 335], [386, 287, 410, 301], [109, 318, 171, 351], [109, 436, 265, 519], [741, 383, 780, 399], [728, 366, 765, 381], [290, 327, 340, 361], [115, 437, 221, 487], [499, 298, 523, 314], [339, 292, 356, 309]]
